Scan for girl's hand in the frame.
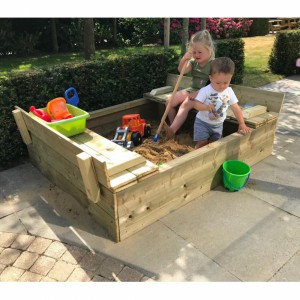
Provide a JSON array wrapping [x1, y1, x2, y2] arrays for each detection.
[[184, 51, 193, 61]]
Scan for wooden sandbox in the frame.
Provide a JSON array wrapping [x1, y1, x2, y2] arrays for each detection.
[[13, 74, 285, 242]]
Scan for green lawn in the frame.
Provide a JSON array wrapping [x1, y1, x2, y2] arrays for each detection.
[[0, 36, 284, 87], [242, 36, 284, 86]]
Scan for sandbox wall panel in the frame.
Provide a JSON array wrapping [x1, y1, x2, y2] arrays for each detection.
[[87, 99, 160, 135], [27, 133, 118, 220]]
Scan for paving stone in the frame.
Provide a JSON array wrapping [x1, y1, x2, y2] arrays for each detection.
[[79, 252, 106, 272], [61, 245, 87, 265], [0, 232, 18, 247], [117, 266, 144, 282], [0, 248, 21, 265], [18, 271, 42, 282], [44, 241, 67, 259], [140, 276, 156, 282], [30, 255, 56, 276], [40, 276, 57, 282], [0, 266, 24, 281], [91, 275, 112, 282], [27, 237, 52, 254], [47, 260, 75, 281], [0, 263, 5, 274], [0, 247, 4, 254], [67, 267, 94, 282], [11, 234, 35, 250], [96, 257, 124, 280], [13, 251, 39, 270]]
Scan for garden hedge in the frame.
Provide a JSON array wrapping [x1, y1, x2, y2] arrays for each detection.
[[0, 39, 244, 169]]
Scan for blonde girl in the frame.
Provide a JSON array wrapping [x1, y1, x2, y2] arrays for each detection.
[[165, 29, 215, 139]]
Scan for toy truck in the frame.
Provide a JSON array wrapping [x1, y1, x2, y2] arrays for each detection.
[[111, 114, 151, 149]]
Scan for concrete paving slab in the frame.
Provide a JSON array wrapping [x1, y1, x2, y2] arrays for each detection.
[[160, 186, 300, 281], [245, 155, 300, 217], [0, 214, 27, 234], [214, 207, 300, 281], [161, 187, 275, 258], [270, 249, 300, 282], [76, 219, 239, 282]]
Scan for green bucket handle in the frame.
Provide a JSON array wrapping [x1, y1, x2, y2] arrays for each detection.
[[222, 169, 250, 191]]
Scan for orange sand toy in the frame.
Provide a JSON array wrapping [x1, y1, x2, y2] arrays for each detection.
[[47, 97, 73, 120]]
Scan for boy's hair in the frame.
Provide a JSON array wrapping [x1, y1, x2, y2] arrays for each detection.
[[210, 57, 235, 75], [189, 30, 215, 60]]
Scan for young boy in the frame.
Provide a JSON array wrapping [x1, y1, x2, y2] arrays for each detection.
[[193, 57, 250, 149]]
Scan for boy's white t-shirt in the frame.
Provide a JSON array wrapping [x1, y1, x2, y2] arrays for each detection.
[[195, 84, 238, 125]]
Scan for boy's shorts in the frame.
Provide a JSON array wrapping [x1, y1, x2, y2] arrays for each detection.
[[194, 118, 223, 142]]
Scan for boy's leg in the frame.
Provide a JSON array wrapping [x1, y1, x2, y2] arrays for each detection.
[[195, 140, 209, 149], [166, 90, 190, 124], [194, 118, 210, 149]]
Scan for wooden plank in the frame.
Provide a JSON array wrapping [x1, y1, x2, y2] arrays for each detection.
[[166, 73, 192, 89], [230, 84, 285, 113], [88, 204, 120, 242], [227, 105, 267, 119], [76, 152, 101, 204], [29, 134, 86, 193], [149, 86, 173, 96], [87, 100, 160, 136], [72, 129, 146, 176], [12, 109, 32, 145], [88, 98, 151, 120], [28, 144, 90, 209], [128, 160, 158, 180], [143, 92, 169, 104], [28, 137, 118, 220], [227, 112, 278, 129], [110, 170, 137, 190]]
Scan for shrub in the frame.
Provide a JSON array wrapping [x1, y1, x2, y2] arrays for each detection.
[[167, 18, 253, 41], [0, 50, 179, 169], [215, 38, 245, 84], [249, 18, 269, 37], [269, 30, 300, 75]]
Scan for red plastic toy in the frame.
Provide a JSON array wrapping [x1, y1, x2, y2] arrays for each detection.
[[29, 106, 52, 122]]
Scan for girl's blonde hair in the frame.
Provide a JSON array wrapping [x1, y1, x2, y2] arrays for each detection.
[[189, 30, 215, 61]]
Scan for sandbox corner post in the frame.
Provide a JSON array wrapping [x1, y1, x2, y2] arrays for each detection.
[[76, 152, 101, 204], [12, 108, 32, 145]]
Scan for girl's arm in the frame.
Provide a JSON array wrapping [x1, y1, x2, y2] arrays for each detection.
[[230, 103, 251, 134], [178, 51, 193, 74]]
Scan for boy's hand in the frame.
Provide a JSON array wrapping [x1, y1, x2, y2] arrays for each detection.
[[206, 104, 215, 113], [238, 124, 251, 135]]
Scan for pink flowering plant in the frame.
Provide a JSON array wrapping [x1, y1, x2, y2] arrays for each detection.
[[166, 18, 253, 42]]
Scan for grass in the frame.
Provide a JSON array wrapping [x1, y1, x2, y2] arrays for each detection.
[[0, 36, 284, 87], [242, 35, 284, 87]]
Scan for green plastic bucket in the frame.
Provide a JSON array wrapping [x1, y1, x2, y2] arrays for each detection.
[[222, 160, 251, 191]]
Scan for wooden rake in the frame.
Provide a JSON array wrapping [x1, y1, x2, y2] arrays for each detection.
[[153, 61, 189, 142]]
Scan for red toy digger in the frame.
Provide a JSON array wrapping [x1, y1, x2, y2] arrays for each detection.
[[111, 114, 151, 149]]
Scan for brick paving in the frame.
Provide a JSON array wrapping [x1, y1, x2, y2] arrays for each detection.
[[0, 232, 155, 282]]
